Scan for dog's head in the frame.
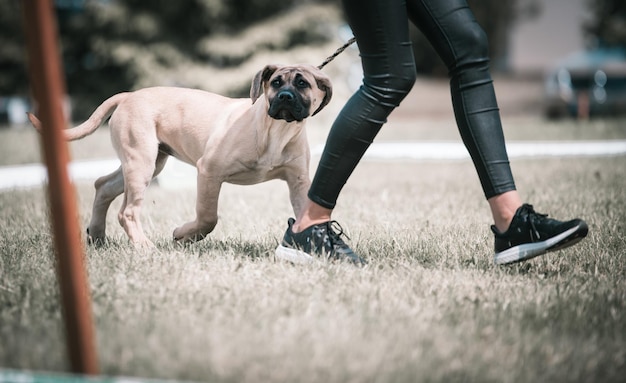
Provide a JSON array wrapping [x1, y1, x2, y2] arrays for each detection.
[[250, 64, 332, 122]]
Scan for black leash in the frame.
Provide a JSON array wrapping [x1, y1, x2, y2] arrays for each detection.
[[317, 37, 357, 70]]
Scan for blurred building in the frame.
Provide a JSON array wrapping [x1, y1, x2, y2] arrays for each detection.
[[510, 0, 588, 75]]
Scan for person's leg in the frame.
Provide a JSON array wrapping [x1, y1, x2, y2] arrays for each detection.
[[276, 0, 416, 263], [292, 0, 416, 233], [407, 0, 587, 263], [406, 0, 521, 230]]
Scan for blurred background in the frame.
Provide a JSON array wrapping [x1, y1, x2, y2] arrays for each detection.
[[0, 0, 625, 124]]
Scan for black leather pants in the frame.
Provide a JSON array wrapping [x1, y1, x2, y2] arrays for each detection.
[[308, 0, 516, 209]]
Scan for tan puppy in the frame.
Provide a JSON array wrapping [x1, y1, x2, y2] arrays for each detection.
[[28, 64, 332, 247]]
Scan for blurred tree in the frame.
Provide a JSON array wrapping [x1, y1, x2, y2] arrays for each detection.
[[57, 0, 320, 117], [4, 0, 336, 118], [2, 0, 537, 118], [583, 0, 626, 48], [0, 1, 28, 96]]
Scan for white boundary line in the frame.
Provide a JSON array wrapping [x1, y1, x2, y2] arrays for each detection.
[[1, 140, 625, 191], [313, 140, 626, 160], [0, 158, 120, 191]]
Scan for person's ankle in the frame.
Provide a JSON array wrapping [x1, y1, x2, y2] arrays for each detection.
[[493, 215, 514, 233], [292, 217, 330, 233], [488, 191, 522, 233], [292, 200, 333, 233]]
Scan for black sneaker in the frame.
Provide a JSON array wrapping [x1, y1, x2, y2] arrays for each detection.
[[492, 203, 588, 265], [275, 218, 366, 265]]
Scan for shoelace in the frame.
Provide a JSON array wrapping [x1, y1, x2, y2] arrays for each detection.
[[518, 204, 548, 241], [327, 220, 351, 249]]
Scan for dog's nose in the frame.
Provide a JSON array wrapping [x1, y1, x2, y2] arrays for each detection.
[[277, 91, 295, 102]]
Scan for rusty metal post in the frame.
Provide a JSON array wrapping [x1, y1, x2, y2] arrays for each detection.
[[21, 0, 99, 374]]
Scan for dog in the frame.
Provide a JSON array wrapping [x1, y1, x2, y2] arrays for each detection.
[[28, 64, 332, 247]]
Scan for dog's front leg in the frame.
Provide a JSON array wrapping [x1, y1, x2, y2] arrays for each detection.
[[283, 165, 311, 217], [173, 168, 221, 243]]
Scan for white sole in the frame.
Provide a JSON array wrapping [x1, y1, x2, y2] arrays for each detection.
[[494, 225, 582, 265], [274, 245, 315, 264]]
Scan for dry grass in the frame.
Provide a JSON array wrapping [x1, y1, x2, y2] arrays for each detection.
[[1, 140, 625, 382], [1, 84, 625, 381], [4, 4, 625, 379]]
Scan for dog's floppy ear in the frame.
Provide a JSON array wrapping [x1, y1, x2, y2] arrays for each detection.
[[250, 64, 279, 103], [312, 70, 333, 116]]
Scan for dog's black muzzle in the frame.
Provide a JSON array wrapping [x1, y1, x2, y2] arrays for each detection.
[[268, 89, 310, 122]]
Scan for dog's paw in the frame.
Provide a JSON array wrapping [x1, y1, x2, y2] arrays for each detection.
[[173, 227, 206, 243], [86, 228, 107, 247]]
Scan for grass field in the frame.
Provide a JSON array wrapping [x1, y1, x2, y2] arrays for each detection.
[[0, 116, 625, 382]]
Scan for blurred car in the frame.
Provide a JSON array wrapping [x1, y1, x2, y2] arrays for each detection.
[[543, 47, 626, 119]]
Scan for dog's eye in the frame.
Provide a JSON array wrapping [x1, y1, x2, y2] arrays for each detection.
[[296, 79, 309, 89], [271, 79, 282, 88]]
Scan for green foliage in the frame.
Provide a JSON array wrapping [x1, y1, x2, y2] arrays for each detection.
[[0, 1, 28, 95], [56, 0, 329, 118], [2, 0, 526, 99], [2, 0, 339, 119]]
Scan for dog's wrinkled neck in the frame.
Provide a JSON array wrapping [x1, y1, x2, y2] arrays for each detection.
[[255, 113, 306, 158]]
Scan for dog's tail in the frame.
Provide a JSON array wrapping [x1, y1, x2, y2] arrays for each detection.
[[27, 92, 129, 141]]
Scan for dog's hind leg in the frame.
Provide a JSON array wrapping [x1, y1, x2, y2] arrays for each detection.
[[117, 168, 154, 247], [88, 166, 124, 245], [88, 152, 169, 245], [114, 129, 162, 248]]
